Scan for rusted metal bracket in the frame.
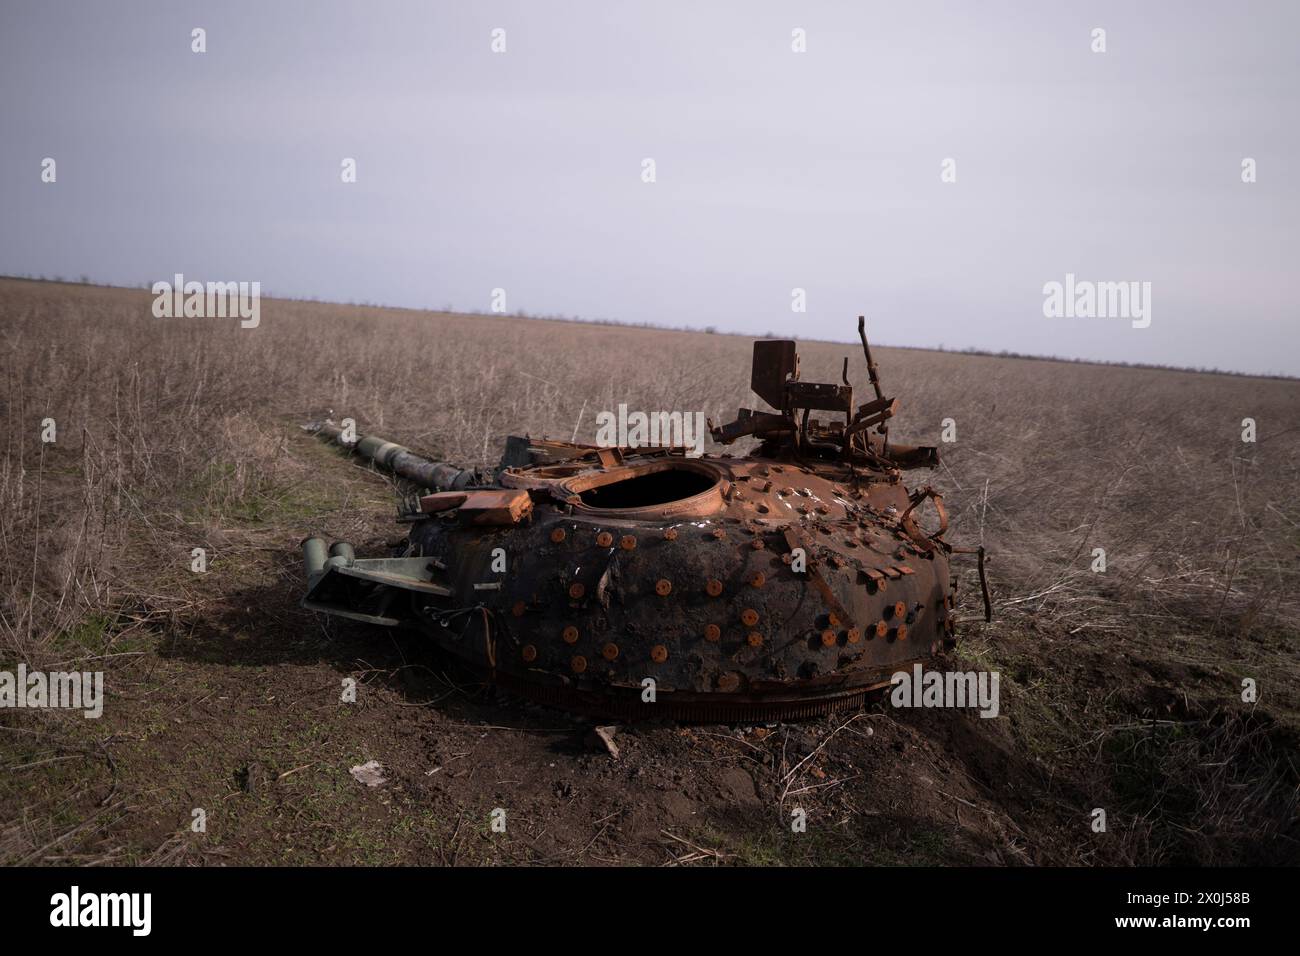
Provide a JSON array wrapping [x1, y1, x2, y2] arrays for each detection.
[[845, 396, 898, 439], [418, 489, 533, 525], [900, 485, 949, 551], [709, 408, 797, 445]]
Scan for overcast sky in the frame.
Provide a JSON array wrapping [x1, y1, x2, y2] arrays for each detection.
[[1, 1, 1296, 374]]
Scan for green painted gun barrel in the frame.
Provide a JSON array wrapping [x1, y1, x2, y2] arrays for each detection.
[[308, 422, 475, 491]]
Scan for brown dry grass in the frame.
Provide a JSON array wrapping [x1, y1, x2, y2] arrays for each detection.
[[1, 277, 1297, 866]]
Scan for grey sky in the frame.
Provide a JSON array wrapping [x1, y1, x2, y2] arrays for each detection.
[[2, 1, 1297, 374]]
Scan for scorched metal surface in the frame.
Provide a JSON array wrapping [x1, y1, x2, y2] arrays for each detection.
[[300, 318, 987, 721]]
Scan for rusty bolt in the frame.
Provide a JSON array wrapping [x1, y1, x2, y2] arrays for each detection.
[[655, 578, 673, 596], [740, 608, 759, 627], [562, 625, 579, 644], [601, 642, 619, 661], [704, 623, 721, 642], [568, 582, 585, 600], [663, 527, 678, 540], [550, 528, 566, 543], [620, 535, 637, 550], [521, 644, 538, 662], [828, 611, 841, 627], [893, 601, 907, 619], [511, 600, 526, 617], [847, 627, 861, 644], [650, 645, 668, 663], [747, 631, 763, 648], [896, 624, 909, 642], [821, 629, 837, 647], [750, 572, 765, 588], [571, 655, 588, 673], [705, 578, 724, 597], [874, 620, 888, 639], [596, 531, 614, 548]]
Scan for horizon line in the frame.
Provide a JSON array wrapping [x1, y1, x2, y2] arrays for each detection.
[[3, 273, 1295, 384]]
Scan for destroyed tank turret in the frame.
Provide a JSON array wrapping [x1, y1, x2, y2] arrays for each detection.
[[301, 317, 989, 721]]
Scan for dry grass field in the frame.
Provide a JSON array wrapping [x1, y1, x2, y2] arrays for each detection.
[[1, 277, 1297, 866]]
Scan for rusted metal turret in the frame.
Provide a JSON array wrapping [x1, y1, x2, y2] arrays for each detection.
[[301, 318, 988, 721]]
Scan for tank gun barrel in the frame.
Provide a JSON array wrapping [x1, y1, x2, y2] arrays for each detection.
[[306, 422, 476, 491]]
